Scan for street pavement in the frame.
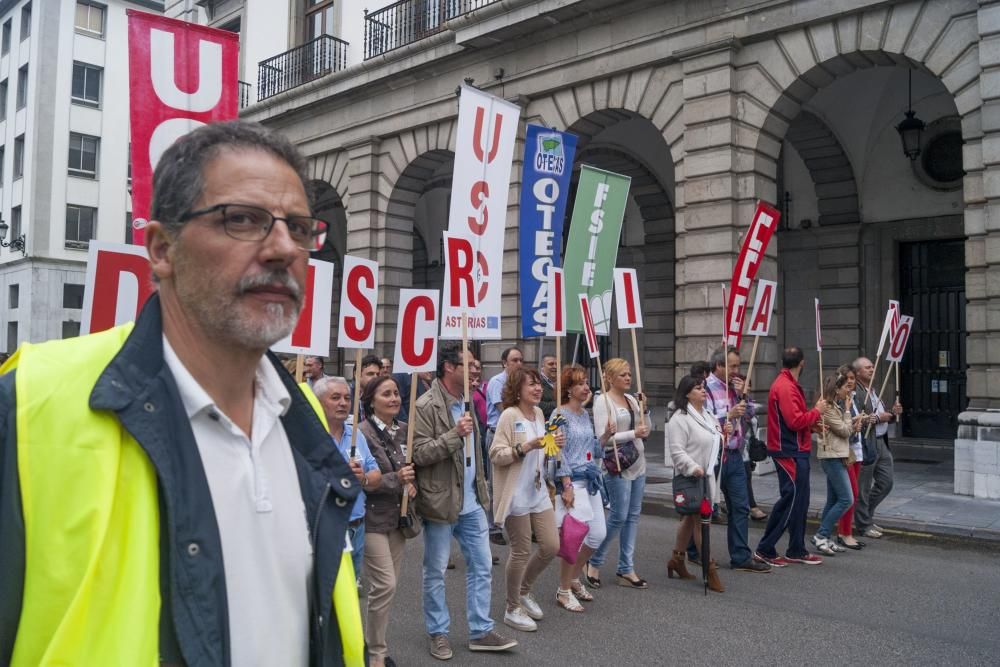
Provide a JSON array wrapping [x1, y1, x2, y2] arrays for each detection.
[[380, 514, 1000, 666]]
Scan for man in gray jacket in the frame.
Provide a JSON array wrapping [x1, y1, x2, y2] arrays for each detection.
[[412, 344, 517, 661]]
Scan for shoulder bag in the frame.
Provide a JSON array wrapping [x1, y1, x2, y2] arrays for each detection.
[[602, 396, 640, 476]]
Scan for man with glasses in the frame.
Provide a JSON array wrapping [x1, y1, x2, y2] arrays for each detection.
[[0, 121, 361, 666]]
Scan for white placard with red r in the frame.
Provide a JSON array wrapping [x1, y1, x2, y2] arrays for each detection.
[[579, 294, 600, 359], [393, 289, 440, 373], [545, 267, 566, 337], [746, 279, 777, 337], [613, 268, 643, 329], [885, 315, 914, 363], [337, 255, 379, 350]]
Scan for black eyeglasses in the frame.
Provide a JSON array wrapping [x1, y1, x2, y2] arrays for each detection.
[[179, 203, 329, 252]]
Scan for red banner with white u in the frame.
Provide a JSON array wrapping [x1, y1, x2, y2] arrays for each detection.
[[127, 11, 239, 245]]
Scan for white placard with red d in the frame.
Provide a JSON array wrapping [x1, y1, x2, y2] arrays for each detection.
[[546, 267, 567, 337], [80, 242, 156, 335], [579, 294, 600, 359], [393, 290, 440, 374], [613, 268, 643, 329], [746, 279, 777, 337], [885, 315, 914, 363], [338, 256, 379, 350]]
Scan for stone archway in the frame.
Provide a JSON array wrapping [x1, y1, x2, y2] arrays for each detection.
[[308, 178, 348, 373]]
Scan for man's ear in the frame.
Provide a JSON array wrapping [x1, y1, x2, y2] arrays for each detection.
[[146, 221, 175, 282]]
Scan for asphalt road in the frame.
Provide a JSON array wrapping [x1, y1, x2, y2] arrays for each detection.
[[376, 514, 1000, 666]]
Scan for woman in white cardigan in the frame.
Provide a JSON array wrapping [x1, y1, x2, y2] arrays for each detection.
[[666, 374, 730, 593]]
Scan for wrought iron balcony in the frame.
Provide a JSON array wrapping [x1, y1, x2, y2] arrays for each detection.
[[239, 80, 252, 109], [364, 0, 501, 60], [257, 34, 349, 101]]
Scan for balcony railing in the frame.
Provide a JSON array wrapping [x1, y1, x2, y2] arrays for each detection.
[[257, 34, 349, 101], [239, 80, 252, 109], [364, 0, 502, 60]]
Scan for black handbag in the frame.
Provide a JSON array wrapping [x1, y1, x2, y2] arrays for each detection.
[[602, 397, 639, 476], [672, 474, 705, 516], [747, 431, 768, 463]]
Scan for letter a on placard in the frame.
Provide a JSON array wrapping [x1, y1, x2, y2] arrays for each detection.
[[394, 289, 440, 373], [747, 279, 777, 336], [546, 268, 566, 337], [613, 268, 643, 329], [338, 256, 379, 349]]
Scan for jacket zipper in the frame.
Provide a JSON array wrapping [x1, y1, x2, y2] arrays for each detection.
[[311, 481, 330, 663]]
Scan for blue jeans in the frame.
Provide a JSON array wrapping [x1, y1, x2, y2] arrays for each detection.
[[590, 473, 645, 574], [818, 458, 854, 538], [422, 507, 494, 640], [347, 521, 365, 580], [719, 452, 751, 567]]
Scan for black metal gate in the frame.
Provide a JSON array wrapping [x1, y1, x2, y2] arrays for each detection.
[[899, 239, 967, 438]]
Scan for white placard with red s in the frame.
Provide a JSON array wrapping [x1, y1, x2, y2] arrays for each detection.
[[885, 315, 914, 363], [579, 294, 600, 359], [337, 256, 379, 350], [746, 279, 777, 336], [546, 267, 567, 337], [613, 268, 643, 329], [393, 289, 440, 374]]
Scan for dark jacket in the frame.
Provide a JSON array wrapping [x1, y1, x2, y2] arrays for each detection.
[[0, 295, 359, 667], [411, 378, 490, 524], [359, 417, 409, 534], [767, 368, 821, 458], [539, 378, 557, 419]]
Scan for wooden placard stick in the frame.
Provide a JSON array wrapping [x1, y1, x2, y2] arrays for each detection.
[[818, 347, 827, 447], [349, 348, 363, 458], [629, 328, 645, 427], [743, 335, 760, 399], [400, 370, 419, 518], [894, 360, 902, 433], [596, 355, 620, 472], [555, 336, 562, 416], [461, 312, 472, 467], [295, 354, 304, 384], [864, 362, 895, 438]]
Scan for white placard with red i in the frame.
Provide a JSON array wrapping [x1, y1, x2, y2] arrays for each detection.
[[886, 315, 914, 363], [876, 300, 901, 357], [337, 255, 379, 350], [814, 298, 823, 352], [613, 268, 643, 329], [746, 279, 777, 337], [393, 289, 440, 373], [579, 294, 600, 359], [271, 259, 335, 357], [545, 267, 567, 337]]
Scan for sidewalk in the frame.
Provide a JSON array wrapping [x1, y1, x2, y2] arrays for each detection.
[[641, 433, 1000, 542]]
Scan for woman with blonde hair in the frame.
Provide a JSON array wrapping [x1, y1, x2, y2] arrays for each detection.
[[812, 367, 859, 557], [586, 358, 650, 590]]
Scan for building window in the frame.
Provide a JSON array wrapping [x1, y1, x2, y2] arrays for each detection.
[[13, 135, 23, 179], [66, 205, 97, 247], [0, 80, 6, 121], [68, 133, 99, 178], [75, 2, 105, 37], [11, 206, 21, 240], [20, 3, 30, 41], [2, 20, 11, 55], [306, 0, 335, 40], [63, 283, 85, 309], [6, 322, 17, 353], [8, 284, 18, 309], [0, 145, 5, 181], [62, 320, 81, 339], [71, 62, 102, 107], [16, 65, 27, 110]]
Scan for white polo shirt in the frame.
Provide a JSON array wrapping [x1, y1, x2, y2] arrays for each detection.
[[163, 337, 311, 667]]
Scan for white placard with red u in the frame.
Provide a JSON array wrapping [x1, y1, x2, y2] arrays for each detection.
[[337, 255, 379, 350], [885, 315, 914, 363], [579, 294, 600, 359], [545, 267, 567, 337], [613, 268, 643, 329], [394, 289, 440, 374], [746, 279, 777, 336]]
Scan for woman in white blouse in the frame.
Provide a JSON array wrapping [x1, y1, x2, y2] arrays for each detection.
[[666, 374, 729, 593]]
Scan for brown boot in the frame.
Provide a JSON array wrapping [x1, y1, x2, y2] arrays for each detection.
[[707, 560, 725, 593], [667, 550, 696, 580]]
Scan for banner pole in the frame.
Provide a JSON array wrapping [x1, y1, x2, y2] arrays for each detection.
[[596, 355, 620, 472], [630, 328, 645, 427], [555, 336, 562, 415], [818, 347, 826, 448], [744, 336, 760, 400], [894, 361, 902, 435], [572, 334, 581, 365], [400, 371, 419, 519], [462, 312, 472, 467], [349, 348, 362, 458], [295, 354, 304, 384]]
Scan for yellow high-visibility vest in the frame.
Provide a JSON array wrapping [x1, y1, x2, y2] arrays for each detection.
[[3, 325, 363, 666]]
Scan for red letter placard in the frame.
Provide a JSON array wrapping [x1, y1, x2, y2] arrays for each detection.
[[613, 268, 643, 329], [885, 315, 914, 363], [579, 294, 600, 359], [545, 267, 566, 337], [393, 289, 440, 373], [725, 201, 781, 348], [271, 259, 335, 357], [338, 256, 379, 350], [81, 242, 155, 334], [128, 11, 239, 245], [746, 279, 777, 337], [876, 300, 901, 357]]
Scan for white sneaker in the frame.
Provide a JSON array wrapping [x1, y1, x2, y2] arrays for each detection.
[[519, 593, 544, 620], [811, 534, 836, 556], [503, 607, 537, 632]]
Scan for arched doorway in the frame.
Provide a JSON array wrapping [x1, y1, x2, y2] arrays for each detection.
[[311, 179, 348, 374]]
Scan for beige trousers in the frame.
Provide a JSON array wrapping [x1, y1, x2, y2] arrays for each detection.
[[503, 508, 559, 611], [363, 528, 406, 659]]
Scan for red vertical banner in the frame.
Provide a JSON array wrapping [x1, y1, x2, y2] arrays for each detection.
[[128, 11, 239, 245], [725, 201, 781, 348]]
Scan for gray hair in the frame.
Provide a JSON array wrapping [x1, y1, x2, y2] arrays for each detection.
[[852, 357, 871, 372], [312, 375, 349, 400], [150, 120, 312, 232], [710, 346, 738, 372]]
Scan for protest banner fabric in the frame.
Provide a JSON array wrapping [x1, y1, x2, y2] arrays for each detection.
[[613, 268, 643, 329], [724, 201, 781, 349], [441, 85, 520, 340], [746, 279, 777, 336], [337, 256, 379, 350], [518, 125, 577, 338], [128, 11, 239, 245], [393, 290, 440, 373], [563, 166, 631, 335]]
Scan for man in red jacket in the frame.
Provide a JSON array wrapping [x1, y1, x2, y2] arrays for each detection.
[[754, 347, 827, 566]]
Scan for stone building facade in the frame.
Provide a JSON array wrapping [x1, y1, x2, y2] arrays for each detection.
[[234, 0, 1000, 498]]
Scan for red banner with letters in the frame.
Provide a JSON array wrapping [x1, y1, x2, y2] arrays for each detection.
[[128, 11, 239, 245], [725, 201, 781, 349]]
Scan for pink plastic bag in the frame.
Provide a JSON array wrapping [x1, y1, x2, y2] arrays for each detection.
[[558, 513, 590, 564]]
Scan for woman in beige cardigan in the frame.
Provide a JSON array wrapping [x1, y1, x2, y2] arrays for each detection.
[[489, 367, 565, 633], [812, 369, 860, 557]]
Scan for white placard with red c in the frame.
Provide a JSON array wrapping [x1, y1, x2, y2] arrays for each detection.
[[337, 255, 379, 350], [579, 294, 600, 359], [746, 279, 777, 337], [545, 267, 566, 337], [393, 289, 440, 374], [613, 268, 643, 329], [885, 315, 914, 363], [876, 300, 901, 357], [271, 259, 335, 357], [814, 298, 823, 352]]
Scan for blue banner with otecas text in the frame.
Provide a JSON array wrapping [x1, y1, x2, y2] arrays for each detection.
[[518, 125, 577, 338]]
